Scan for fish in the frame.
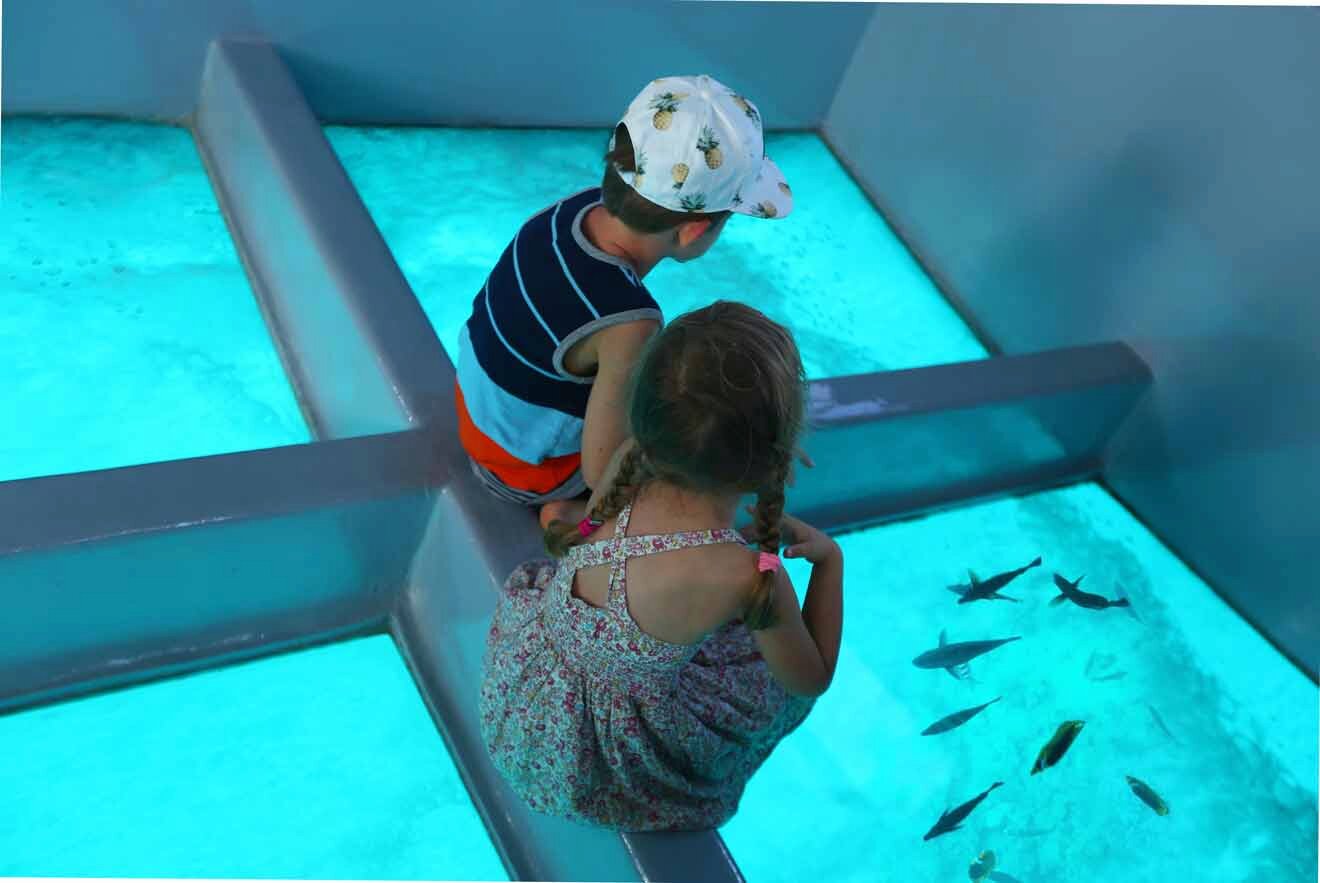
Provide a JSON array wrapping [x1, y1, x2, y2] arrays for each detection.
[[1145, 703, 1181, 744], [922, 697, 1002, 736], [1092, 670, 1127, 682], [1126, 774, 1170, 815], [1031, 720, 1085, 774], [956, 557, 1041, 604], [914, 630, 1022, 677], [1050, 573, 1132, 612], [923, 781, 1003, 841], [969, 849, 997, 882]]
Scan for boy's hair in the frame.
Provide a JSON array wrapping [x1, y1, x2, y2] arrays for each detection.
[[545, 301, 807, 630], [601, 124, 732, 235]]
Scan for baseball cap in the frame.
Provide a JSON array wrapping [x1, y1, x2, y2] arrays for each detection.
[[613, 74, 793, 220]]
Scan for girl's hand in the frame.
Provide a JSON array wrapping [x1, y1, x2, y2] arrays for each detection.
[[742, 506, 840, 566]]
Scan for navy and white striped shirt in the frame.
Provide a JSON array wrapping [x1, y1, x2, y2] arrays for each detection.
[[455, 188, 662, 467]]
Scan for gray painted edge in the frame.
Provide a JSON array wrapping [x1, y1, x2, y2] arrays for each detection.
[[195, 38, 455, 437], [0, 430, 439, 556], [804, 341, 1152, 429], [1, 617, 386, 717]]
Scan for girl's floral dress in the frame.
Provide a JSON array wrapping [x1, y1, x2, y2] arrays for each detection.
[[479, 500, 816, 831]]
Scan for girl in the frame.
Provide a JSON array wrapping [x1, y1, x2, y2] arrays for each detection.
[[478, 301, 844, 831]]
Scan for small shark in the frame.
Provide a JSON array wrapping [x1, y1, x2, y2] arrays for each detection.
[[1050, 574, 1134, 615], [923, 781, 1003, 841], [921, 697, 1002, 736], [913, 630, 1022, 677], [953, 556, 1041, 604]]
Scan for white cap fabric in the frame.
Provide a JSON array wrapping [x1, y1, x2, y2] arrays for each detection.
[[614, 75, 793, 220]]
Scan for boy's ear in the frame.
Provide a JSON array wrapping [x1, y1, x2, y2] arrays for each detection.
[[675, 218, 713, 248]]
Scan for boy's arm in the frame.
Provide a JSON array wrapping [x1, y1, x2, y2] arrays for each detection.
[[579, 319, 660, 489]]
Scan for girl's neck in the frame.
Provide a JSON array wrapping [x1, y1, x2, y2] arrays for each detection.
[[637, 479, 741, 529]]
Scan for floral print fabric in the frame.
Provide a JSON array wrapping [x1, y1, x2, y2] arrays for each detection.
[[479, 501, 815, 831]]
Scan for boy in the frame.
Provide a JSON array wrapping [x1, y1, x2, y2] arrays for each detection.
[[453, 74, 795, 525]]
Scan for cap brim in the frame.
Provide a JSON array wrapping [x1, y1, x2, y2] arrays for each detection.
[[729, 155, 793, 220]]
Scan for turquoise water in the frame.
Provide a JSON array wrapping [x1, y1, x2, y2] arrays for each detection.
[[0, 118, 308, 484], [0, 635, 507, 880], [325, 128, 987, 378], [723, 482, 1319, 883], [4, 119, 1314, 883]]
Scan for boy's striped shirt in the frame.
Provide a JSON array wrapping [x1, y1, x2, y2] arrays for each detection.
[[456, 187, 661, 492]]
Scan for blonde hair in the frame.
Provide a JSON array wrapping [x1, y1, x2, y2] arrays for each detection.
[[545, 301, 806, 629]]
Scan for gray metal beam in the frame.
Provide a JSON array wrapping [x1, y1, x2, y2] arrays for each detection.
[[785, 342, 1152, 532], [0, 431, 436, 713], [194, 38, 452, 439]]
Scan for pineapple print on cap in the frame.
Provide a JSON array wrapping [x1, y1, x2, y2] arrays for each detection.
[[697, 126, 723, 170], [650, 92, 688, 130], [672, 162, 690, 191], [633, 151, 648, 190], [778, 181, 791, 196], [727, 90, 760, 123], [679, 194, 708, 212], [752, 201, 778, 219]]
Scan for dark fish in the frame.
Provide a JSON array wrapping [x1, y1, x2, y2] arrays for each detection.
[[922, 697, 1002, 736], [1145, 704, 1181, 744], [923, 781, 1003, 841], [1050, 573, 1132, 612], [957, 556, 1041, 604], [914, 630, 1022, 676], [1031, 720, 1085, 774], [1126, 774, 1170, 815], [968, 849, 996, 881]]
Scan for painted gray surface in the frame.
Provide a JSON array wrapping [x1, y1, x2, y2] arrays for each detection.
[[195, 39, 449, 439], [822, 5, 1320, 679], [0, 431, 436, 711], [786, 343, 1151, 533], [3, 0, 872, 127]]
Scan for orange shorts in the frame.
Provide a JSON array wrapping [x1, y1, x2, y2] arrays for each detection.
[[454, 382, 582, 495]]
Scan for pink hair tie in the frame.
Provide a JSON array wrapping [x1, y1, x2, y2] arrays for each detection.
[[577, 517, 602, 538], [756, 552, 781, 573]]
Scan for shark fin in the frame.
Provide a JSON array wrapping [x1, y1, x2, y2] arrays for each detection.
[[968, 570, 980, 586], [1050, 595, 1067, 606], [946, 584, 969, 597], [939, 628, 948, 646], [993, 592, 1020, 602]]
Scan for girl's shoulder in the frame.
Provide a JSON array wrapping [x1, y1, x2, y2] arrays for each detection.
[[625, 537, 758, 644]]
